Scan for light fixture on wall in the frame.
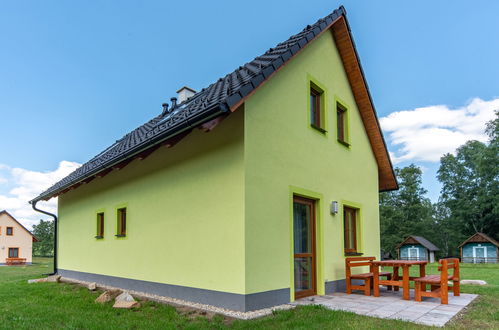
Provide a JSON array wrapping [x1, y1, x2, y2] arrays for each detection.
[[330, 201, 339, 214]]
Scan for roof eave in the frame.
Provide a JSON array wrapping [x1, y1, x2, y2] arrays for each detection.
[[31, 103, 229, 203]]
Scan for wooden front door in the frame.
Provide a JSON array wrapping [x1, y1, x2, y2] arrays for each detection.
[[293, 196, 317, 299]]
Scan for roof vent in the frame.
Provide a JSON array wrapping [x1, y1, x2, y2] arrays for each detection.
[[176, 86, 196, 104], [161, 103, 169, 115], [170, 97, 177, 109]]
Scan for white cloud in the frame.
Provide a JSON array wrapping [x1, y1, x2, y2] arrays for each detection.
[[0, 161, 80, 229], [381, 98, 499, 163]]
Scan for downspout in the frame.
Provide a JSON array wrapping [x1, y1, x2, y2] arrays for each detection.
[[30, 200, 58, 275]]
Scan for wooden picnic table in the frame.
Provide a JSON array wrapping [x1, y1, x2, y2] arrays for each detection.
[[372, 260, 427, 300]]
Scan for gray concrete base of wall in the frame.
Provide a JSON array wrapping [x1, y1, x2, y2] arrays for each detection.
[[58, 269, 349, 312], [58, 269, 289, 312]]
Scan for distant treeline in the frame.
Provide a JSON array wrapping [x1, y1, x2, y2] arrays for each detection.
[[32, 219, 54, 257], [380, 110, 499, 258]]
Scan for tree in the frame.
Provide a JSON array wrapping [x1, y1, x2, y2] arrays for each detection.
[[437, 110, 499, 240], [380, 164, 433, 256], [32, 219, 54, 257], [430, 202, 465, 257]]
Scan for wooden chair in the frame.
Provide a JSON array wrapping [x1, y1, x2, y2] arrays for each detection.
[[414, 258, 460, 304], [345, 257, 392, 296]]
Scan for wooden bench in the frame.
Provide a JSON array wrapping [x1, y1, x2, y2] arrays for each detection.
[[5, 258, 26, 265], [414, 258, 460, 304], [346, 257, 392, 296]]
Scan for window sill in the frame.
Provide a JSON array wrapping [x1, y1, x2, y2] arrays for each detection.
[[311, 124, 327, 134], [337, 139, 350, 148], [344, 252, 363, 257], [115, 234, 127, 238], [94, 235, 104, 239]]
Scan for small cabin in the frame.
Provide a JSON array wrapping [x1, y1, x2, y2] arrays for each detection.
[[396, 236, 439, 262], [459, 232, 499, 263]]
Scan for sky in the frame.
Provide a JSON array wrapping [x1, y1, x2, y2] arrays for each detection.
[[1, 1, 498, 228]]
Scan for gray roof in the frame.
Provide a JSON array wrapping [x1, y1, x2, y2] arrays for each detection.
[[404, 236, 440, 251], [31, 7, 347, 202]]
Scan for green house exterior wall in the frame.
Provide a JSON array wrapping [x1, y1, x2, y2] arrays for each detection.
[[58, 110, 246, 294], [244, 30, 380, 300], [56, 29, 382, 310]]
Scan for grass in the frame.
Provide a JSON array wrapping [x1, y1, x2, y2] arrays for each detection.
[[0, 258, 497, 329]]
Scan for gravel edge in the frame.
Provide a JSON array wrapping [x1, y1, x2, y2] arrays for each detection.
[[59, 276, 295, 320]]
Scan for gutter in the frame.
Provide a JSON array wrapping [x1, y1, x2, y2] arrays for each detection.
[[30, 200, 58, 275]]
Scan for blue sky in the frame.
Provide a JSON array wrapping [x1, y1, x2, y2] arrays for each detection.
[[1, 1, 498, 225]]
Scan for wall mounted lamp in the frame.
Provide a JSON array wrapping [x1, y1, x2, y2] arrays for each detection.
[[331, 201, 339, 214]]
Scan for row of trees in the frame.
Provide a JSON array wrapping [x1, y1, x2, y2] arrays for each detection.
[[380, 111, 498, 258]]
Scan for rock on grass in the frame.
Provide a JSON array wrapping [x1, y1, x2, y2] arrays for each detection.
[[95, 290, 121, 303]]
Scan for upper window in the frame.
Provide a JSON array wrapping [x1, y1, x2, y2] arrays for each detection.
[[6, 227, 13, 236], [310, 85, 325, 132], [343, 206, 358, 254], [96, 212, 104, 238], [117, 208, 127, 237], [8, 248, 19, 258], [337, 102, 349, 145]]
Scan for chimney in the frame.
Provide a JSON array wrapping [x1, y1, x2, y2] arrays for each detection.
[[176, 86, 196, 104]]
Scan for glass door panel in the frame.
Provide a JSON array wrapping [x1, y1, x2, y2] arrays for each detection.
[[293, 196, 316, 299]]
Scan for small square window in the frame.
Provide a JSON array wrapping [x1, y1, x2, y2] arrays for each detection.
[[96, 212, 104, 238], [6, 227, 13, 236], [8, 248, 19, 258], [116, 208, 127, 237], [337, 103, 349, 145]]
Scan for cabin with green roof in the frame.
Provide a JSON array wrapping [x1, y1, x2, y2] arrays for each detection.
[[31, 7, 397, 312]]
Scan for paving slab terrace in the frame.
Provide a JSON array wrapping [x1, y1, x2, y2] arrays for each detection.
[[292, 288, 478, 327]]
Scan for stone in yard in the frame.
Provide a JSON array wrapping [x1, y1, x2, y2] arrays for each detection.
[[113, 291, 140, 309], [113, 300, 141, 309], [87, 282, 97, 291], [27, 278, 47, 284], [461, 280, 487, 285], [95, 290, 121, 303], [47, 275, 61, 283], [115, 291, 135, 302]]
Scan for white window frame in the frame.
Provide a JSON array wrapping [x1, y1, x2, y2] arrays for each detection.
[[472, 245, 487, 263], [408, 246, 420, 260]]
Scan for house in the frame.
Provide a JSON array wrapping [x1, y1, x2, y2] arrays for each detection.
[[30, 7, 398, 312], [459, 232, 499, 263], [397, 236, 439, 262], [0, 210, 38, 265]]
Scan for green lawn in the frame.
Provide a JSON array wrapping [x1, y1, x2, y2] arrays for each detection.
[[0, 258, 497, 329]]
